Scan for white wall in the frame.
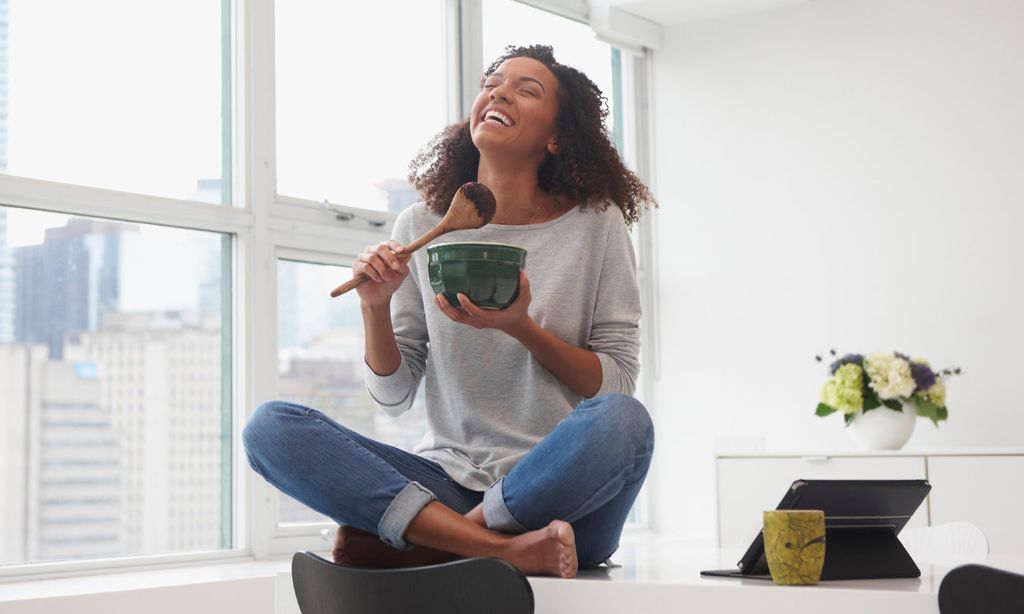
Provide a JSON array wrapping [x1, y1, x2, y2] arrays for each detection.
[[647, 0, 1024, 542]]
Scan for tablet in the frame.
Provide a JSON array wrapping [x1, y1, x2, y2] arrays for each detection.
[[701, 479, 931, 581]]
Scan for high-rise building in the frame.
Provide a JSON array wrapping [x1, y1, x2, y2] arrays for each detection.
[[64, 310, 225, 555], [14, 219, 134, 358], [28, 359, 121, 562], [0, 345, 121, 564]]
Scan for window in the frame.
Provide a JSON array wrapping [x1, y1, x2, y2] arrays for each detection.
[[0, 0, 653, 577], [275, 259, 426, 525], [275, 0, 449, 213], [0, 206, 231, 565], [4, 0, 229, 204]]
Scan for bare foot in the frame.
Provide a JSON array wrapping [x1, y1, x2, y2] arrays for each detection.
[[332, 525, 460, 569], [502, 520, 578, 578]]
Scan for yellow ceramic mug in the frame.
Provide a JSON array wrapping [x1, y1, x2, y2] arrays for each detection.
[[762, 509, 826, 585]]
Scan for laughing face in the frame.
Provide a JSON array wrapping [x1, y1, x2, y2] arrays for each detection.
[[469, 56, 560, 162]]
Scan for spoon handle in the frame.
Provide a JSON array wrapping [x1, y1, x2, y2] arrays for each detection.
[[402, 223, 447, 254]]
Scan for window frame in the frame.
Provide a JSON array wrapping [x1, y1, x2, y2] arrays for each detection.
[[0, 0, 658, 580]]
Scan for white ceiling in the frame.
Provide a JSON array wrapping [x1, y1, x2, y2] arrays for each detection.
[[589, 0, 809, 25]]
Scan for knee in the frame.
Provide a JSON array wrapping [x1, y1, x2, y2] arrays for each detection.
[[588, 393, 655, 455], [242, 400, 297, 460]]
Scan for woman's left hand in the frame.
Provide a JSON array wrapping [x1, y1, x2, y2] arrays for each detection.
[[433, 269, 532, 337]]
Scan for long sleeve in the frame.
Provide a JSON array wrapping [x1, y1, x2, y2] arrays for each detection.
[[363, 210, 430, 417], [586, 214, 642, 397]]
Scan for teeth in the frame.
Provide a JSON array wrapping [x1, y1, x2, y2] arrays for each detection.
[[484, 110, 513, 126]]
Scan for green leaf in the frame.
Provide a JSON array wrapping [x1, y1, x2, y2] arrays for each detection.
[[844, 412, 856, 426], [882, 399, 902, 411], [862, 385, 881, 411], [816, 403, 838, 417], [914, 397, 947, 426]]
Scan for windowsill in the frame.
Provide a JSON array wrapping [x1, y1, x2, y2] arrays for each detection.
[[0, 530, 664, 604], [0, 554, 297, 604]]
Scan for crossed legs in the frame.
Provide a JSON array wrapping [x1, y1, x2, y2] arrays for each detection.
[[244, 394, 654, 578]]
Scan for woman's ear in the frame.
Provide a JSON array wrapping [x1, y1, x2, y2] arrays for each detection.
[[547, 140, 559, 155]]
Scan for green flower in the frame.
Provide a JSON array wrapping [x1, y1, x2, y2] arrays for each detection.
[[821, 363, 864, 415], [925, 380, 947, 407]]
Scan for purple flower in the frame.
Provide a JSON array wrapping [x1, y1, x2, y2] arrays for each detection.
[[910, 362, 937, 392], [829, 353, 864, 374]]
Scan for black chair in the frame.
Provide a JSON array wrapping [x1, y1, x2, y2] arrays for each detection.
[[938, 563, 1024, 614], [291, 551, 535, 614]]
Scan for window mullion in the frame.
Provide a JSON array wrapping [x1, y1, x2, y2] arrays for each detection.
[[459, 0, 483, 117], [237, 0, 279, 560], [0, 174, 253, 235]]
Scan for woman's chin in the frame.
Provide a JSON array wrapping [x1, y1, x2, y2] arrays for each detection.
[[473, 134, 530, 156]]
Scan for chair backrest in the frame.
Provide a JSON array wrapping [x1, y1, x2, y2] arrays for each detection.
[[898, 522, 989, 566], [291, 551, 534, 614], [939, 564, 1024, 614]]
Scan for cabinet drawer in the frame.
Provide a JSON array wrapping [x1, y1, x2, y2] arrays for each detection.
[[927, 456, 1024, 554], [716, 456, 928, 548]]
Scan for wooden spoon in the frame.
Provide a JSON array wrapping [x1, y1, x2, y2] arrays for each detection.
[[330, 182, 497, 298]]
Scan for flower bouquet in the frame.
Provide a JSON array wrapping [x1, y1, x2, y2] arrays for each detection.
[[815, 350, 959, 426]]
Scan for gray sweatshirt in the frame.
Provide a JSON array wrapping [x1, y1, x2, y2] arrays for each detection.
[[364, 201, 642, 491]]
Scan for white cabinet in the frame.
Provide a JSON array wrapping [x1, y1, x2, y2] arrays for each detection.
[[927, 455, 1024, 554], [716, 451, 1024, 553]]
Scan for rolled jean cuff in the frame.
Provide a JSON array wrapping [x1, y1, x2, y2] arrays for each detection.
[[482, 477, 529, 534], [377, 481, 437, 551]]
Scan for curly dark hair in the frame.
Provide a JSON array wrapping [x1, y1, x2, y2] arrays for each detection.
[[408, 44, 655, 227]]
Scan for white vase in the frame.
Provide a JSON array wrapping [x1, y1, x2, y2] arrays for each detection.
[[849, 402, 917, 451]]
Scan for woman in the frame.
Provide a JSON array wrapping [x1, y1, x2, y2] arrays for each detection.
[[243, 45, 655, 579]]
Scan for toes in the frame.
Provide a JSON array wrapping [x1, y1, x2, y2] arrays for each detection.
[[550, 521, 578, 578]]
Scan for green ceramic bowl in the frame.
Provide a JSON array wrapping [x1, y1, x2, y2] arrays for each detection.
[[427, 242, 527, 310]]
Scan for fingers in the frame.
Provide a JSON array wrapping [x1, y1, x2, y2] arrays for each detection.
[[456, 293, 483, 317], [379, 241, 406, 272], [355, 249, 391, 282], [354, 241, 407, 283], [434, 294, 471, 325]]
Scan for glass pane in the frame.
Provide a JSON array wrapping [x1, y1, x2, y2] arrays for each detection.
[[276, 260, 425, 524], [0, 206, 231, 565], [275, 1, 447, 213], [3, 1, 230, 204], [482, 0, 616, 137]]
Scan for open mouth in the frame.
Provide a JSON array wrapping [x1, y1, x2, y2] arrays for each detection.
[[482, 109, 515, 127]]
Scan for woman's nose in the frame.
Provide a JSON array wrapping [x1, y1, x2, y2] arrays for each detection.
[[489, 84, 512, 103]]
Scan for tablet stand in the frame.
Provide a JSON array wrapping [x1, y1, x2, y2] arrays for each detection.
[[745, 526, 921, 580]]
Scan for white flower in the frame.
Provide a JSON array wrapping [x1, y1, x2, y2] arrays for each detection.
[[863, 353, 916, 400]]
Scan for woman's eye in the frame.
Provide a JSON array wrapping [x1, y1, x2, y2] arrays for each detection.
[[521, 89, 538, 97]]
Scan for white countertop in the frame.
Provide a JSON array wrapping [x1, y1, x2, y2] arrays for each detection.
[[524, 543, 1024, 614], [716, 448, 1024, 458], [271, 540, 1024, 614]]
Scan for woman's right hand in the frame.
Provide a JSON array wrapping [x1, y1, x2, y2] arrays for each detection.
[[353, 240, 410, 306]]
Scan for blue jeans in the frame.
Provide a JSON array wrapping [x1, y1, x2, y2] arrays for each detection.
[[242, 393, 654, 568]]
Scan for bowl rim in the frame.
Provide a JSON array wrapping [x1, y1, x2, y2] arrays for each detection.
[[428, 241, 525, 251]]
